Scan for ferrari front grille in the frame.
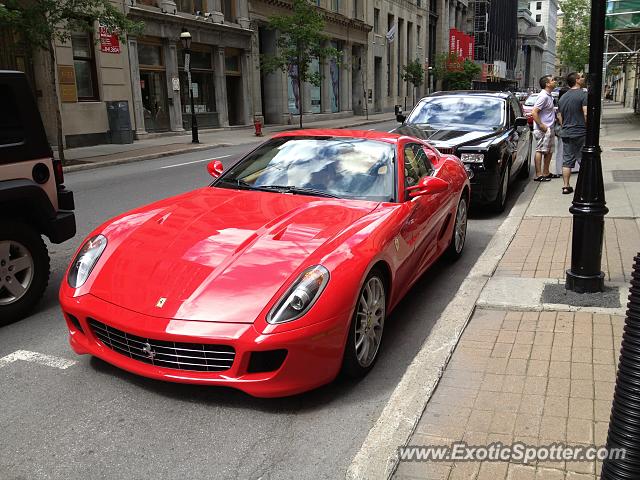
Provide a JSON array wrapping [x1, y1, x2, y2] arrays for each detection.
[[88, 318, 235, 372]]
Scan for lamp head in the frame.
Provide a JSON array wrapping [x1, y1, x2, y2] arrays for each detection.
[[180, 31, 192, 50]]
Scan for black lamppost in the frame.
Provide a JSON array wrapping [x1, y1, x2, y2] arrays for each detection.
[[565, 0, 609, 293], [180, 31, 199, 144]]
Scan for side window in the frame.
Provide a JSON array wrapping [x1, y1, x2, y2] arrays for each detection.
[[507, 101, 516, 126], [511, 98, 523, 117], [0, 87, 24, 146], [404, 143, 430, 187]]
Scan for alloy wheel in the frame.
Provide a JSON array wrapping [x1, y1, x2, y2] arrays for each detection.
[[0, 240, 35, 305], [454, 198, 468, 254], [354, 276, 385, 368]]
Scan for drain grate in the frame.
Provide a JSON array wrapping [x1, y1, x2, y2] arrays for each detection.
[[612, 148, 640, 152], [612, 170, 640, 182]]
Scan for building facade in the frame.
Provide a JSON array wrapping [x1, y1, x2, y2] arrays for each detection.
[[516, 0, 546, 90], [1, 0, 450, 149], [529, 0, 558, 76]]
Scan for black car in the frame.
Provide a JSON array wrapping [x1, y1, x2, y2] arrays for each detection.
[[393, 91, 532, 212]]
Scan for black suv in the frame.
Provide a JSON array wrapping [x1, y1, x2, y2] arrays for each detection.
[[0, 71, 76, 324]]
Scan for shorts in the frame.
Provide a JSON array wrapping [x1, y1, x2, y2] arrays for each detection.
[[533, 128, 555, 154], [562, 136, 585, 168]]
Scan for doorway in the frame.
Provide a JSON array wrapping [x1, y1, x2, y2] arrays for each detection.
[[140, 70, 170, 132], [226, 75, 242, 126], [374, 57, 382, 113]]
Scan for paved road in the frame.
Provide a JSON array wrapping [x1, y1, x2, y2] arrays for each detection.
[[0, 120, 533, 479]]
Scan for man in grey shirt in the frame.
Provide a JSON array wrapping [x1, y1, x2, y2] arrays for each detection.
[[558, 72, 588, 194]]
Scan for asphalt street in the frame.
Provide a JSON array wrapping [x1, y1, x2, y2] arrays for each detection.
[[0, 120, 534, 480]]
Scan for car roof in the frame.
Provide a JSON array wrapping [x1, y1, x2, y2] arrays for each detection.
[[427, 90, 513, 99], [272, 129, 401, 144]]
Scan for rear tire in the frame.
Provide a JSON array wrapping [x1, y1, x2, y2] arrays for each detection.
[[446, 195, 468, 261], [0, 220, 50, 326], [341, 268, 386, 379]]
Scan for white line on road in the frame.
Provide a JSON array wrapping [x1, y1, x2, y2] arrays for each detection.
[[0, 350, 77, 370], [160, 154, 231, 169]]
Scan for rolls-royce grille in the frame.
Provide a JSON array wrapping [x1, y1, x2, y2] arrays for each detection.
[[437, 147, 456, 155], [88, 318, 235, 372]]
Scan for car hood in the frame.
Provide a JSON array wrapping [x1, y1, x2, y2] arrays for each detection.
[[394, 124, 499, 149], [89, 187, 378, 322]]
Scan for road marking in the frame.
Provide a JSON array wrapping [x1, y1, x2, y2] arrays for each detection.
[[0, 350, 77, 370], [160, 154, 231, 169]]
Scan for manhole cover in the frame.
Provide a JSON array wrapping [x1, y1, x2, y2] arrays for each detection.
[[612, 170, 640, 182], [612, 148, 640, 152]]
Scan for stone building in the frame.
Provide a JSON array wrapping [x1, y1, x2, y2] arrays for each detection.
[[516, 0, 547, 90], [529, 0, 558, 76]]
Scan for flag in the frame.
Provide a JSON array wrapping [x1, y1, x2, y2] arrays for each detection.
[[385, 22, 397, 43]]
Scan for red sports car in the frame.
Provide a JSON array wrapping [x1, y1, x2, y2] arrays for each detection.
[[60, 130, 470, 397]]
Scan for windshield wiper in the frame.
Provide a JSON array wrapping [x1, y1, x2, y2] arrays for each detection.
[[258, 185, 340, 198]]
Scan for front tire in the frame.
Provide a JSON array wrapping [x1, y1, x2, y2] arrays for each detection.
[[0, 220, 50, 326], [341, 268, 386, 378], [492, 163, 510, 213]]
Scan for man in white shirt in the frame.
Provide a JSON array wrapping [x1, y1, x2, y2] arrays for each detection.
[[531, 75, 558, 182]]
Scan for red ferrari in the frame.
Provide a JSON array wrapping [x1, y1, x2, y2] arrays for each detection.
[[60, 130, 470, 397]]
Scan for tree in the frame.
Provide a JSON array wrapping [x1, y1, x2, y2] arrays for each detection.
[[558, 0, 590, 73], [401, 59, 424, 106], [433, 53, 481, 90], [261, 0, 339, 129], [0, 1, 142, 163]]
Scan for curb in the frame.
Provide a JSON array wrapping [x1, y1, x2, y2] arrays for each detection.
[[61, 118, 393, 174], [346, 179, 540, 480], [62, 143, 230, 173]]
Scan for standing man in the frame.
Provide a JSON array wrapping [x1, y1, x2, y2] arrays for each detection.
[[531, 75, 558, 181], [557, 72, 588, 194]]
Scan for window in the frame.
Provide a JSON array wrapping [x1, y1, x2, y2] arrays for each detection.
[[331, 0, 339, 12], [374, 8, 380, 33], [71, 31, 99, 101], [0, 87, 24, 146], [536, 1, 542, 9], [404, 143, 431, 187], [353, 0, 359, 19], [223, 0, 235, 21], [176, 0, 207, 13], [417, 25, 422, 47], [536, 14, 541, 22]]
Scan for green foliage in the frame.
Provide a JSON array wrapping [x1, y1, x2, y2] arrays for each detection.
[[433, 53, 481, 90], [0, 0, 143, 49], [401, 59, 424, 89], [558, 0, 590, 73], [261, 0, 339, 127]]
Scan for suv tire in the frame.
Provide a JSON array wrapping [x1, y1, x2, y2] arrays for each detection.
[[0, 220, 50, 325]]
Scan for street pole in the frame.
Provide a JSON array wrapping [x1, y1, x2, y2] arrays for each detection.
[[565, 0, 609, 293], [186, 51, 199, 144]]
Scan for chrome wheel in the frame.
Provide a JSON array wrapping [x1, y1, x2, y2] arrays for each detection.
[[354, 276, 385, 368], [0, 240, 34, 306], [454, 198, 468, 254]]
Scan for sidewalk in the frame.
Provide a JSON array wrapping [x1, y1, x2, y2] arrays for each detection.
[[393, 103, 640, 480], [60, 111, 395, 172]]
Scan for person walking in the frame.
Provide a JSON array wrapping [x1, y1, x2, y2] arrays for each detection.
[[531, 75, 559, 182], [557, 72, 588, 194]]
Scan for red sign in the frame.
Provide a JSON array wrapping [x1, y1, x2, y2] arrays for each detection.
[[99, 26, 120, 54], [449, 28, 474, 62]]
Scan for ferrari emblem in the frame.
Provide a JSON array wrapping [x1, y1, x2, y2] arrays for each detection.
[[156, 297, 167, 308], [394, 237, 400, 251]]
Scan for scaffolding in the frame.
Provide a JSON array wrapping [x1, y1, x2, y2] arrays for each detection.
[[605, 1, 640, 113]]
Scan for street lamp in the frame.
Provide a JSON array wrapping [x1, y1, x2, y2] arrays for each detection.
[[180, 30, 199, 144], [565, 0, 608, 293]]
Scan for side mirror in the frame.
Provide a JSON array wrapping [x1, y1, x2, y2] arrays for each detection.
[[406, 176, 449, 199], [514, 117, 528, 128], [207, 160, 224, 178], [396, 114, 406, 123]]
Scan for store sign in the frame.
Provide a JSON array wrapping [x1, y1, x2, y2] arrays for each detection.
[[58, 65, 77, 103], [99, 25, 120, 54], [449, 28, 475, 62]]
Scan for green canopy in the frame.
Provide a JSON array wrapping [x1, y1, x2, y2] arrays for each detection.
[[606, 0, 640, 31]]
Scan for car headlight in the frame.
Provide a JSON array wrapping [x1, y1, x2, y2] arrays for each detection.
[[67, 235, 107, 288], [460, 153, 485, 163], [267, 265, 330, 324]]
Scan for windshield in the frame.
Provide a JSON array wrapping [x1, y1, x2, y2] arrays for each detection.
[[524, 94, 539, 106], [217, 137, 396, 202], [406, 96, 505, 129]]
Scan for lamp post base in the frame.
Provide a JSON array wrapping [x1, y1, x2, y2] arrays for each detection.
[[565, 270, 605, 294]]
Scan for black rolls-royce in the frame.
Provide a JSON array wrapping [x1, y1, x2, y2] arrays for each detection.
[[393, 91, 532, 212]]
